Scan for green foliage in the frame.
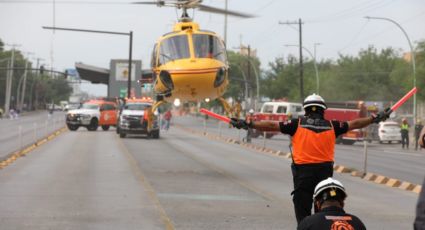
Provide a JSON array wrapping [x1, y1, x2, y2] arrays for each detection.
[[225, 50, 261, 101], [260, 43, 424, 103], [0, 39, 72, 110]]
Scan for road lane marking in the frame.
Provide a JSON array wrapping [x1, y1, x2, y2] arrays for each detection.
[[116, 136, 175, 230], [157, 193, 261, 201], [162, 137, 291, 207]]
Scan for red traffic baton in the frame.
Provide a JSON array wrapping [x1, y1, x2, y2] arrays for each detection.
[[200, 108, 231, 123], [390, 87, 417, 112]]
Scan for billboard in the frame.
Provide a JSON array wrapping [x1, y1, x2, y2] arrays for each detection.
[[115, 62, 136, 81]]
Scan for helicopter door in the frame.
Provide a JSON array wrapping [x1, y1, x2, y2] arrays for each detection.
[[158, 35, 190, 65]]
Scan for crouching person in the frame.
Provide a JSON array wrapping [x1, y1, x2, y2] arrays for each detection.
[[298, 178, 366, 230]]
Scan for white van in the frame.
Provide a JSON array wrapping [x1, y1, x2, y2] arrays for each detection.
[[260, 101, 304, 118]]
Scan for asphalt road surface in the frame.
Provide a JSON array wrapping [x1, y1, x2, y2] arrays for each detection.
[[188, 115, 425, 185], [0, 114, 419, 229]]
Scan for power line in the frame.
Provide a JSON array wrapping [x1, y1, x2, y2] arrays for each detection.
[[307, 0, 397, 23], [0, 0, 132, 4]]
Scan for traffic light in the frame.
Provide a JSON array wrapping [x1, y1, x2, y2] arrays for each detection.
[[40, 65, 45, 74]]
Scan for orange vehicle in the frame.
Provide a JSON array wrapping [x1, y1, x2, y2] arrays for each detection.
[[66, 99, 118, 131]]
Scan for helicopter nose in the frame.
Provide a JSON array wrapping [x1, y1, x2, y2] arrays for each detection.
[[159, 70, 174, 90], [213, 67, 227, 88]]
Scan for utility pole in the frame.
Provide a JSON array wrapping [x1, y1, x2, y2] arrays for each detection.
[[4, 44, 20, 116], [279, 19, 304, 101], [224, 0, 228, 46], [29, 58, 43, 110], [19, 60, 30, 111], [247, 45, 251, 103]]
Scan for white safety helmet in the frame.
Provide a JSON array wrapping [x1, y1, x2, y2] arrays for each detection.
[[249, 109, 254, 114], [313, 178, 347, 201], [303, 93, 327, 110]]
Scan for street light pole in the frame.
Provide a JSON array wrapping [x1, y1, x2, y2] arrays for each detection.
[[42, 26, 134, 98], [285, 44, 319, 94], [365, 16, 416, 125]]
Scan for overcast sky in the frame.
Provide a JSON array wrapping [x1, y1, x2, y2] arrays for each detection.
[[1, 0, 424, 96]]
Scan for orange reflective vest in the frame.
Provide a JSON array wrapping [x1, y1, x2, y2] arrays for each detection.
[[292, 119, 335, 164]]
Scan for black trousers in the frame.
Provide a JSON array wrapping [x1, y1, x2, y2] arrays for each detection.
[[401, 131, 409, 148], [291, 162, 334, 224]]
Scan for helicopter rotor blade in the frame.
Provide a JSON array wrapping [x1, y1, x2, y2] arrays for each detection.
[[132, 1, 166, 6], [197, 4, 255, 18]]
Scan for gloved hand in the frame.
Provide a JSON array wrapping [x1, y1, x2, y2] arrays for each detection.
[[230, 118, 252, 130], [371, 107, 391, 124]]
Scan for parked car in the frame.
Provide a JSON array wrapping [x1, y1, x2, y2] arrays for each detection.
[[378, 121, 402, 144]]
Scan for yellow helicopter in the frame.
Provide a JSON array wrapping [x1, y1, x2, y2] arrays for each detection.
[[134, 0, 253, 115]]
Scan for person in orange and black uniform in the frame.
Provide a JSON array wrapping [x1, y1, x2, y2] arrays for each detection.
[[297, 178, 366, 230], [230, 94, 390, 224]]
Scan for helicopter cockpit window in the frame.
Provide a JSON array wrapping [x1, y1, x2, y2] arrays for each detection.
[[193, 34, 226, 62], [159, 35, 190, 64]]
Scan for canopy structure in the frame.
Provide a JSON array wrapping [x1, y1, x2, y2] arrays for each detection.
[[75, 62, 109, 85]]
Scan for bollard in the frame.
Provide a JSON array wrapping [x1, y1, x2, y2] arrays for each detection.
[[45, 120, 48, 137], [238, 129, 241, 143], [203, 119, 207, 134], [363, 139, 368, 176], [19, 125, 23, 151], [218, 122, 222, 137], [33, 123, 37, 143], [262, 132, 267, 149]]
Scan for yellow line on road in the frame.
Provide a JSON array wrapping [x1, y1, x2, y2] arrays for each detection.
[[116, 136, 175, 230]]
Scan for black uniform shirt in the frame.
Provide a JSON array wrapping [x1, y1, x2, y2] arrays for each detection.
[[297, 206, 366, 230], [279, 118, 349, 137]]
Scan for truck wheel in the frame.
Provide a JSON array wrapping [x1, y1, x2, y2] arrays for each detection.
[[116, 126, 120, 134], [265, 133, 274, 139], [251, 130, 261, 138], [341, 139, 355, 145], [67, 124, 79, 131], [87, 118, 98, 131], [151, 130, 160, 139], [119, 132, 126, 138], [101, 125, 110, 131]]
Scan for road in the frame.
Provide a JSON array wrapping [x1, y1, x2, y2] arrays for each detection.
[[188, 115, 425, 185], [0, 114, 419, 229]]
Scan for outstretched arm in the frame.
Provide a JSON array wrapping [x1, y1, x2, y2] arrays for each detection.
[[252, 121, 281, 132], [230, 119, 281, 132], [347, 117, 373, 131], [347, 107, 391, 131]]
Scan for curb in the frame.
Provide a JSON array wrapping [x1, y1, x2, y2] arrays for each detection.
[[176, 125, 422, 194], [0, 127, 67, 170]]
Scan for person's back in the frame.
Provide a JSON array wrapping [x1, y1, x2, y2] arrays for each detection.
[[298, 205, 365, 230], [298, 178, 366, 230]]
